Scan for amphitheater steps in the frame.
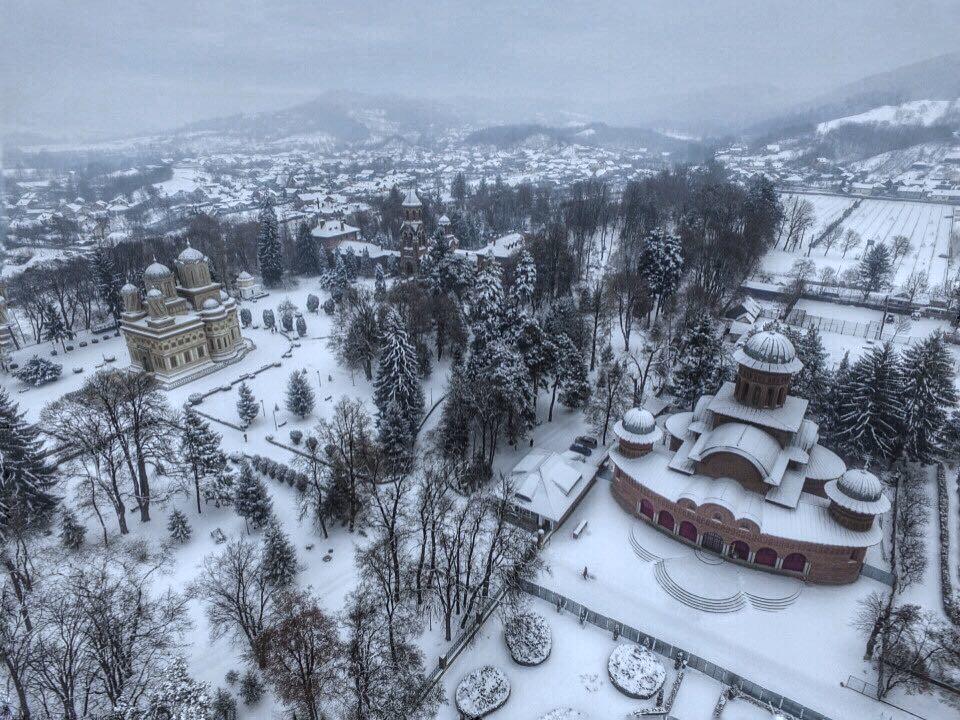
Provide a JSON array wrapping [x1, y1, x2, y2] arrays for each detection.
[[653, 561, 746, 613], [629, 526, 663, 563], [694, 548, 724, 565], [744, 585, 803, 612]]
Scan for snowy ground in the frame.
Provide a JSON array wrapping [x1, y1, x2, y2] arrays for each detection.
[[767, 193, 956, 290]]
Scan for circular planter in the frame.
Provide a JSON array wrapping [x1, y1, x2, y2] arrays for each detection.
[[607, 644, 665, 700], [455, 665, 510, 718], [504, 611, 552, 666]]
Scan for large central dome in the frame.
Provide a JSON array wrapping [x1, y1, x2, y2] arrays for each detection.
[[734, 330, 804, 374]]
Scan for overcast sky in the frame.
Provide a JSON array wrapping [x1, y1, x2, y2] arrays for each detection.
[[3, 0, 959, 138]]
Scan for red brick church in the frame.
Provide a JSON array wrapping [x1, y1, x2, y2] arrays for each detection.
[[612, 330, 889, 584]]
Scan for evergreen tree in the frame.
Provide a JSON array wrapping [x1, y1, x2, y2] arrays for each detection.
[[262, 520, 298, 589], [858, 243, 892, 295], [823, 351, 851, 443], [60, 508, 86, 549], [671, 316, 725, 409], [470, 260, 505, 349], [43, 303, 70, 349], [285, 369, 315, 419], [638, 229, 683, 320], [420, 230, 453, 296], [237, 381, 259, 426], [211, 688, 238, 720], [0, 388, 58, 538], [233, 462, 273, 531], [379, 401, 414, 474], [306, 293, 320, 313], [374, 265, 387, 301], [125, 657, 210, 720], [899, 332, 957, 462], [295, 314, 307, 337], [256, 199, 283, 287], [781, 325, 830, 415], [556, 335, 592, 411], [374, 308, 424, 436], [180, 408, 227, 513], [92, 244, 123, 319], [239, 670, 264, 706], [294, 221, 321, 276], [510, 248, 536, 309], [14, 355, 62, 386], [262, 309, 275, 330], [167, 509, 192, 543], [834, 343, 903, 461], [451, 171, 468, 207]]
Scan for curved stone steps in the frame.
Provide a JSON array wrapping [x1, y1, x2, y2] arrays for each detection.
[[744, 584, 803, 612], [694, 548, 724, 565], [629, 526, 662, 563], [653, 561, 745, 613]]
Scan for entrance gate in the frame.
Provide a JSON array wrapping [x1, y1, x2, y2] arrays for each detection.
[[701, 532, 723, 555]]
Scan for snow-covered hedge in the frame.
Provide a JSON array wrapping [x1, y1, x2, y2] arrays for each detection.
[[937, 466, 960, 624], [504, 610, 552, 666], [249, 454, 309, 493], [455, 666, 510, 718], [15, 355, 62, 386], [607, 644, 666, 699], [539, 709, 588, 720]]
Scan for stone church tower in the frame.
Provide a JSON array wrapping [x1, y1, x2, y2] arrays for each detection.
[[399, 188, 426, 275]]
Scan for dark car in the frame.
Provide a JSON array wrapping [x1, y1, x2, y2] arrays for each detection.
[[570, 443, 592, 456], [576, 435, 599, 449]]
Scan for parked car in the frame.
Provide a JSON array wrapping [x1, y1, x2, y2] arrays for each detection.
[[570, 443, 592, 456], [576, 435, 599, 448]]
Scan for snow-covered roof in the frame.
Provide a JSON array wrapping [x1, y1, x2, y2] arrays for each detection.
[[177, 243, 205, 263], [708, 382, 808, 433], [144, 260, 172, 279], [402, 188, 421, 207], [825, 469, 890, 515], [734, 330, 803, 374], [508, 449, 587, 523], [311, 219, 359, 239], [688, 422, 782, 480]]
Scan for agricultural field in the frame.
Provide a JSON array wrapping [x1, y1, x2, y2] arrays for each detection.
[[764, 193, 957, 291]]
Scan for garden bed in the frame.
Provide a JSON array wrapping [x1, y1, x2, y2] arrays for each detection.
[[455, 665, 511, 718], [607, 644, 666, 699], [504, 610, 552, 666]]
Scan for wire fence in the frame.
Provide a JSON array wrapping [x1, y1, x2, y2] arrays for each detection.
[[518, 578, 833, 720]]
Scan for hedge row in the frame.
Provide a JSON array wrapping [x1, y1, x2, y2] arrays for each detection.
[[936, 465, 960, 624], [249, 454, 309, 493]]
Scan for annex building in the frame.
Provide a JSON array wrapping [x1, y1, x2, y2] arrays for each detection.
[[611, 330, 889, 584]]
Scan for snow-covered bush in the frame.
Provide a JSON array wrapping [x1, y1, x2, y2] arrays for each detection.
[[289, 429, 303, 445], [167, 509, 192, 543], [15, 355, 62, 386], [211, 687, 237, 720], [239, 308, 252, 327], [540, 710, 588, 720], [937, 466, 960, 623], [295, 313, 307, 337], [306, 293, 320, 313], [455, 666, 510, 718], [607, 644, 666, 699], [238, 670, 263, 706], [504, 610, 552, 666], [281, 312, 293, 332], [262, 309, 275, 330], [322, 298, 335, 315]]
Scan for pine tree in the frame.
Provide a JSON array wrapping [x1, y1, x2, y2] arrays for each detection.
[[256, 199, 284, 287], [899, 332, 957, 462], [92, 244, 123, 319], [295, 314, 307, 337], [211, 688, 237, 720], [43, 303, 70, 350], [823, 351, 851, 443], [180, 408, 227, 513], [60, 508, 86, 549], [239, 670, 264, 706], [262, 521, 298, 589], [374, 265, 387, 301], [858, 243, 892, 295], [379, 400, 414, 474], [138, 657, 210, 720], [167, 509, 192, 543], [233, 463, 273, 531], [285, 369, 315, 419], [834, 343, 903, 461], [470, 260, 505, 350], [237, 382, 259, 426], [671, 316, 725, 409], [557, 336, 592, 411], [782, 325, 830, 415], [294, 221, 320, 276], [638, 229, 683, 321], [0, 388, 58, 538], [510, 248, 537, 309], [262, 309, 275, 330], [374, 308, 424, 437]]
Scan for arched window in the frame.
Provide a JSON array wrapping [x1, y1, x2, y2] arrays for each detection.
[[751, 386, 760, 406], [754, 547, 778, 567], [766, 387, 774, 407], [783, 553, 807, 573], [639, 499, 654, 519], [657, 510, 675, 533], [730, 540, 750, 560], [679, 521, 697, 542], [778, 386, 786, 405]]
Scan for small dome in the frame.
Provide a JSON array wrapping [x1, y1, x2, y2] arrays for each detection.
[[177, 244, 205, 263], [121, 282, 139, 294], [825, 467, 891, 516], [144, 261, 172, 279], [438, 213, 451, 225], [202, 297, 221, 310], [838, 469, 882, 502], [237, 270, 253, 281], [145, 288, 163, 299], [733, 330, 803, 374], [623, 407, 655, 435]]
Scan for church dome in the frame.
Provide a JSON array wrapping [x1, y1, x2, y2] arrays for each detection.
[[237, 270, 253, 281], [825, 468, 891, 516], [733, 330, 803, 374], [144, 261, 172, 279], [177, 243, 205, 264], [121, 282, 139, 294], [623, 407, 656, 435], [145, 288, 163, 299], [202, 297, 221, 310], [438, 214, 451, 225]]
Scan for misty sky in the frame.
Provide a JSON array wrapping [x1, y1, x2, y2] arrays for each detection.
[[3, 0, 959, 138]]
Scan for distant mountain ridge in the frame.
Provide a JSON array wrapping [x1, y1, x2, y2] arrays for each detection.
[[463, 122, 693, 153]]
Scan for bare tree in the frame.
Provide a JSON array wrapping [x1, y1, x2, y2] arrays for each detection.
[[840, 229, 862, 258]]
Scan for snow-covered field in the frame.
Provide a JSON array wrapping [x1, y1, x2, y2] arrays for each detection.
[[766, 193, 956, 289]]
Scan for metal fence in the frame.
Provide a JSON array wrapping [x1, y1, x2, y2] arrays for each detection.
[[860, 563, 895, 586], [518, 578, 833, 720]]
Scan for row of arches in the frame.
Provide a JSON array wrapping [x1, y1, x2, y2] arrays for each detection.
[[640, 499, 808, 574]]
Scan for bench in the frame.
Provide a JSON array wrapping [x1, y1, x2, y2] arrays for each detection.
[[573, 520, 588, 539]]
